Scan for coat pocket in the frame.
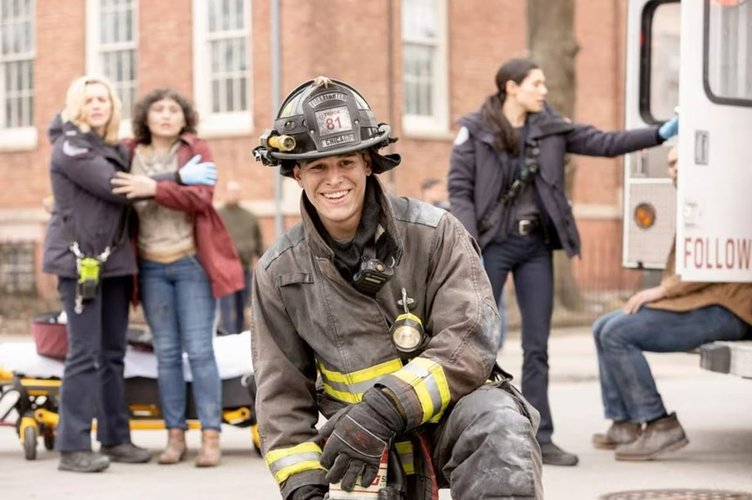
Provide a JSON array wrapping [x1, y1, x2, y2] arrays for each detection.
[[278, 272, 314, 287]]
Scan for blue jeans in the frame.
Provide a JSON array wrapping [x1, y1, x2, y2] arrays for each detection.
[[593, 305, 749, 423], [482, 233, 554, 443], [218, 269, 251, 333], [139, 256, 221, 431]]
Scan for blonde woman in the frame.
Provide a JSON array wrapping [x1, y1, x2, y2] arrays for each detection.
[[43, 76, 151, 472]]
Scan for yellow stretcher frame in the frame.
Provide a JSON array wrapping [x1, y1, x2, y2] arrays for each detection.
[[1, 369, 261, 460]]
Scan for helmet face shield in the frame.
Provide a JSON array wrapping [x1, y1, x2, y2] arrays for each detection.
[[253, 76, 400, 176]]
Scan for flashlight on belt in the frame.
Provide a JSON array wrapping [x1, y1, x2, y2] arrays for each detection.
[[390, 288, 427, 354]]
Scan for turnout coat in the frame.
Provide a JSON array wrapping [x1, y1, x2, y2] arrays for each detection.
[[251, 178, 502, 497]]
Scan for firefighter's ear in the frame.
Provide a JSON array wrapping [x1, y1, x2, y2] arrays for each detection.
[[363, 152, 372, 176], [292, 165, 304, 186]]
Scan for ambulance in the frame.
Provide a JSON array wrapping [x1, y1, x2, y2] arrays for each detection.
[[623, 0, 752, 377]]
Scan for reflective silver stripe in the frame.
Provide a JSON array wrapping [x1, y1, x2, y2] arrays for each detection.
[[268, 451, 321, 477], [401, 362, 444, 419]]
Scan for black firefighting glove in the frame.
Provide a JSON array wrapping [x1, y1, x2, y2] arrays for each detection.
[[288, 484, 327, 500], [319, 387, 405, 492]]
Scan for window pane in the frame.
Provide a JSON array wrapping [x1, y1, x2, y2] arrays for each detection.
[[205, 0, 250, 113], [94, 0, 137, 119], [212, 80, 221, 113], [0, 1, 35, 129], [707, 0, 752, 102], [402, 0, 437, 39], [403, 44, 434, 117]]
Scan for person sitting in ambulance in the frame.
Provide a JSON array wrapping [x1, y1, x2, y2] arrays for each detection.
[[591, 146, 752, 460], [251, 77, 543, 500]]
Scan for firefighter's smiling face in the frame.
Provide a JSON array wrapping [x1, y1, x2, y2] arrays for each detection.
[[294, 151, 372, 240]]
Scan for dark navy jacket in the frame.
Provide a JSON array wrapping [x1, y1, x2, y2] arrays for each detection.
[[43, 115, 137, 278], [448, 107, 663, 257]]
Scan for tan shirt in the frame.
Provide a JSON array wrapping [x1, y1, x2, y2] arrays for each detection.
[[647, 242, 752, 326], [132, 143, 195, 263]]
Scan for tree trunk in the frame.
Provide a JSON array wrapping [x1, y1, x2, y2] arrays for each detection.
[[527, 0, 585, 311]]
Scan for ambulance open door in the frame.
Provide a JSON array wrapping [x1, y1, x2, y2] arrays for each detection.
[[676, 0, 752, 282], [622, 0, 681, 269]]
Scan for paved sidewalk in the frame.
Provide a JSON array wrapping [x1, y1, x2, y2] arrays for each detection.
[[1, 328, 750, 499]]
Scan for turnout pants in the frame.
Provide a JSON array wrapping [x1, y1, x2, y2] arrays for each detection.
[[430, 383, 543, 499]]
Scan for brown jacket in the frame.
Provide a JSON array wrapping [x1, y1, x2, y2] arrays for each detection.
[[647, 242, 752, 325], [251, 178, 500, 497]]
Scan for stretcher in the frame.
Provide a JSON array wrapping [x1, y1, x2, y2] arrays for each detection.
[[0, 330, 260, 460]]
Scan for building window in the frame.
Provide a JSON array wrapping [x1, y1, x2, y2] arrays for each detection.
[[0, 242, 35, 294], [193, 0, 252, 135], [0, 0, 36, 150], [401, 0, 448, 135], [86, 0, 137, 121]]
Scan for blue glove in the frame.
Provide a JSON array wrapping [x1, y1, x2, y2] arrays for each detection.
[[177, 154, 218, 185], [658, 115, 678, 140]]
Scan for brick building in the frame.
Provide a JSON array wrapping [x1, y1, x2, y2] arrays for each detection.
[[0, 0, 636, 299]]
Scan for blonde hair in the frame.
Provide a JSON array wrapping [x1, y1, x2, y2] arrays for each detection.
[[61, 75, 122, 144]]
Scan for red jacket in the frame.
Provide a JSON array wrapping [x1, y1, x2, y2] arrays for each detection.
[[125, 134, 244, 298]]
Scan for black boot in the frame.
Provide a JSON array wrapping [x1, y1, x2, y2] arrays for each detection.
[[101, 442, 152, 463], [58, 450, 110, 472], [540, 442, 579, 466]]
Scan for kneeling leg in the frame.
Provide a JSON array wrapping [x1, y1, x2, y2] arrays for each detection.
[[432, 384, 543, 500]]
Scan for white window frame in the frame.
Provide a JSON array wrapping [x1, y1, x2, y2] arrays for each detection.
[[401, 0, 449, 136], [192, 0, 253, 137], [85, 0, 138, 137], [0, 0, 37, 151]]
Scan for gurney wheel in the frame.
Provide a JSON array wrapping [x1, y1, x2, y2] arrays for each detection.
[[23, 425, 37, 460], [43, 427, 55, 451]]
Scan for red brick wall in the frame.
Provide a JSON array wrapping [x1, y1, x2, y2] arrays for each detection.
[[1, 0, 636, 296]]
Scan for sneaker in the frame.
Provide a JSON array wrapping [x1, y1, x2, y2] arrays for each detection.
[[540, 442, 579, 466], [592, 421, 642, 450], [615, 413, 688, 461], [58, 451, 110, 472], [101, 442, 152, 463]]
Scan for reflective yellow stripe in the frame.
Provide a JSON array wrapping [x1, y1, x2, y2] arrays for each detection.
[[395, 441, 415, 475], [392, 358, 450, 424], [265, 442, 325, 484], [318, 358, 403, 404]]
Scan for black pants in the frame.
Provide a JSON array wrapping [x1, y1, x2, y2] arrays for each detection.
[[482, 233, 555, 444], [56, 276, 133, 452]]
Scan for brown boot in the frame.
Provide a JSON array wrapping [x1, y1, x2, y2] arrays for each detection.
[[195, 429, 221, 467], [157, 428, 187, 465], [615, 413, 688, 461], [592, 421, 642, 449]]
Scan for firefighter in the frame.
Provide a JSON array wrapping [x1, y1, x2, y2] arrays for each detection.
[[251, 77, 543, 500]]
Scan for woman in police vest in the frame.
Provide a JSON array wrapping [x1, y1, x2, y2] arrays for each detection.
[[448, 58, 678, 466]]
